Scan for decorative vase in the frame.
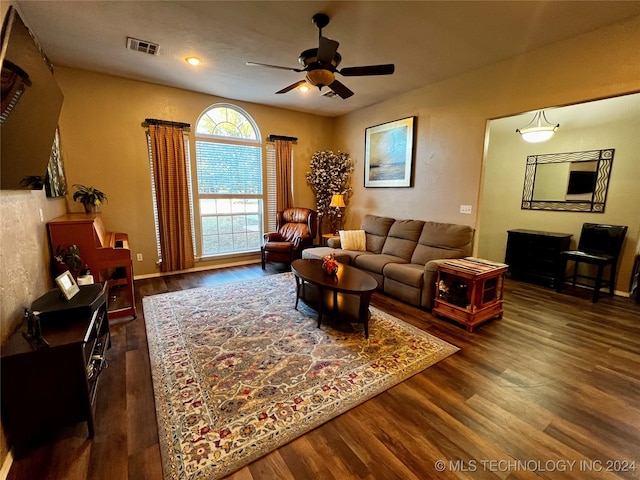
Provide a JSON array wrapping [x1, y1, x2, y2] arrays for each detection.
[[84, 203, 99, 213], [321, 254, 339, 277]]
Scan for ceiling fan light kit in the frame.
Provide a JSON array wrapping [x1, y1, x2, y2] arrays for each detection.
[[306, 69, 335, 87], [516, 110, 560, 143], [247, 12, 395, 100]]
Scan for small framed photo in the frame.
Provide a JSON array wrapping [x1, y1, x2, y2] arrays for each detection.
[[55, 270, 80, 300], [364, 116, 415, 188]]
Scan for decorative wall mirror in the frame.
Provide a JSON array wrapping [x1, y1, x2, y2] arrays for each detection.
[[521, 148, 614, 212]]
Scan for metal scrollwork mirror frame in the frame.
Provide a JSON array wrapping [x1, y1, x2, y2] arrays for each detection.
[[521, 148, 614, 212]]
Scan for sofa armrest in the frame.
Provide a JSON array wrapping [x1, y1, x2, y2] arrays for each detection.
[[327, 237, 341, 248], [424, 259, 450, 273], [264, 232, 284, 242], [293, 236, 304, 249]]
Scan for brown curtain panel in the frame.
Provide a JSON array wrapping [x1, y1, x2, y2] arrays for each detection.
[[148, 124, 195, 272], [274, 139, 293, 211]]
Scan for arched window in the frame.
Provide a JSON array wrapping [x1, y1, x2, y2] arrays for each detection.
[[193, 104, 265, 257], [196, 104, 259, 140]]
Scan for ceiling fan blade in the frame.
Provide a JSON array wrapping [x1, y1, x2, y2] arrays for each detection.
[[317, 36, 339, 64], [328, 79, 354, 99], [276, 80, 308, 94], [246, 62, 303, 73], [339, 64, 395, 76]]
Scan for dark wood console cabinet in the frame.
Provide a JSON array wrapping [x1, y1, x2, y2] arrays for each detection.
[[505, 229, 572, 288], [0, 284, 110, 458]]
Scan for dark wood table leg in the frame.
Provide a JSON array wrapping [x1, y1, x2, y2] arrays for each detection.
[[294, 275, 301, 310], [317, 286, 324, 328], [359, 292, 373, 339]]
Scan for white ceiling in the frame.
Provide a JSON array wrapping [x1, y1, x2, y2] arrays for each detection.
[[490, 93, 640, 137], [13, 1, 640, 118]]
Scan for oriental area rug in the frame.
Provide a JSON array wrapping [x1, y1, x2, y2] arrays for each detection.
[[143, 273, 459, 480]]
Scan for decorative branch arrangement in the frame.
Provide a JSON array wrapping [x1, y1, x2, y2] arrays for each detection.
[[306, 150, 353, 234]]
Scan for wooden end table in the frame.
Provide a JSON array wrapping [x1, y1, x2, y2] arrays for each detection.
[[432, 257, 508, 332], [321, 233, 340, 246], [291, 259, 377, 338]]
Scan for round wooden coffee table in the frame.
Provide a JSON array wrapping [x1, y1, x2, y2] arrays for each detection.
[[291, 259, 378, 338]]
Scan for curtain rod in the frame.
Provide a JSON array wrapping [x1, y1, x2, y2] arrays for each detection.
[[267, 134, 298, 144], [142, 118, 191, 129]]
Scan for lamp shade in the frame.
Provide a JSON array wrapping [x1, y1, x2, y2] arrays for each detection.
[[329, 194, 345, 208], [516, 110, 559, 143]]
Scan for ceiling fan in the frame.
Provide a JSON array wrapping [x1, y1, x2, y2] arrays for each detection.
[[246, 13, 394, 99]]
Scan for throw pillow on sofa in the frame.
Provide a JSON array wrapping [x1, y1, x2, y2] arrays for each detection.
[[339, 230, 366, 251]]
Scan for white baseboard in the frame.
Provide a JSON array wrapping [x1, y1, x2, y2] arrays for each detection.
[[0, 449, 13, 480]]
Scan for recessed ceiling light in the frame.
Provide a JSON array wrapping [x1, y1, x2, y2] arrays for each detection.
[[185, 57, 201, 66]]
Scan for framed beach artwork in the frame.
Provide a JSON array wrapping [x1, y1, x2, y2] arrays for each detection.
[[364, 116, 415, 187]]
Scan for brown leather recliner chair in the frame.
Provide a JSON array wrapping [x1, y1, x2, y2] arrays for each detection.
[[261, 208, 318, 269]]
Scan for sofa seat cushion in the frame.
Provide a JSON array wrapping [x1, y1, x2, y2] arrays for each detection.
[[354, 253, 406, 275], [301, 247, 352, 264], [383, 262, 424, 288]]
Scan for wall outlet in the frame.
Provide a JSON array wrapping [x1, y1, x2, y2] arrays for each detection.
[[460, 204, 473, 214], [136, 253, 143, 261]]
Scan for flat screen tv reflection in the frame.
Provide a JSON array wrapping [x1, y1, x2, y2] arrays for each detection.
[[1, 6, 64, 190]]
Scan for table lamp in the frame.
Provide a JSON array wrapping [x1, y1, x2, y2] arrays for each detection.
[[329, 194, 346, 234]]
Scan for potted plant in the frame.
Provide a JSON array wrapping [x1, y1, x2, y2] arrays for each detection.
[[72, 184, 108, 213], [54, 244, 83, 277]]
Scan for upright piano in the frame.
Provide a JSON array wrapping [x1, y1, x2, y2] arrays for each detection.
[[48, 213, 136, 319]]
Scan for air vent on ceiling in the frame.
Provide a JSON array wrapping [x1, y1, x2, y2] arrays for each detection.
[[126, 37, 159, 55]]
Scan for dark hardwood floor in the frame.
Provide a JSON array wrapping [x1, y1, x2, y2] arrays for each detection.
[[7, 263, 640, 480]]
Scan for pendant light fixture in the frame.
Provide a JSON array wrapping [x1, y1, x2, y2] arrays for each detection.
[[516, 110, 559, 143]]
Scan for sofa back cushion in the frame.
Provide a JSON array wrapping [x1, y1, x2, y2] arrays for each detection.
[[381, 219, 425, 261], [411, 221, 474, 265], [361, 215, 395, 254]]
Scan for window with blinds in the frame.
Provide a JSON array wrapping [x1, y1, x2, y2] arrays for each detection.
[[265, 145, 277, 233], [194, 104, 266, 257]]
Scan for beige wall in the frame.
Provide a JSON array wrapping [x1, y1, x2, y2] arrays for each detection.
[[332, 15, 640, 291], [54, 68, 334, 276], [478, 95, 640, 292]]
